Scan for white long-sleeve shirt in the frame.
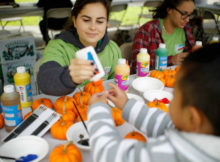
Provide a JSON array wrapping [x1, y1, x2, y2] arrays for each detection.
[[87, 99, 220, 162]]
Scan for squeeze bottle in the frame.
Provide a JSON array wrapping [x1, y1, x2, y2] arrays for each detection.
[[136, 48, 150, 77], [114, 58, 130, 92], [209, 36, 219, 44], [155, 43, 168, 70], [1, 84, 22, 132], [14, 66, 33, 108]]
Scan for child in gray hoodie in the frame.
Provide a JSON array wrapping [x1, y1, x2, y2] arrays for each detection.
[[88, 43, 220, 162]]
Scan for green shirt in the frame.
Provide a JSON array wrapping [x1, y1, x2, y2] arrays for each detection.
[[41, 39, 122, 81], [160, 19, 186, 56]]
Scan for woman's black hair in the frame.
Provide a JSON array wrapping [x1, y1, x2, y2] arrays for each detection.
[[65, 0, 111, 31], [153, 0, 194, 19], [178, 43, 220, 136]]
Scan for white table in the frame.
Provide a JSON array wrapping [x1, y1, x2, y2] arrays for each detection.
[[0, 74, 173, 162]]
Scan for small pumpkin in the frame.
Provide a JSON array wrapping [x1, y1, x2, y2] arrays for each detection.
[[150, 70, 164, 79], [111, 107, 125, 126], [163, 69, 176, 78], [50, 117, 74, 140], [49, 141, 82, 162], [124, 130, 147, 142], [72, 91, 91, 107], [54, 96, 75, 112], [84, 79, 104, 96], [165, 74, 175, 88], [147, 100, 168, 113], [76, 104, 88, 122], [32, 98, 53, 111], [56, 110, 76, 122], [0, 113, 4, 129]]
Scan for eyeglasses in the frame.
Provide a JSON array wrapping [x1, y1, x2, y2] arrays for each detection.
[[174, 7, 194, 20]]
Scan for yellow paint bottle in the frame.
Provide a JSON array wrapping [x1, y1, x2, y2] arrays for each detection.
[[14, 66, 33, 108]]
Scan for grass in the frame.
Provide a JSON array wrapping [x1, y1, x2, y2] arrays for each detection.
[[1, 0, 40, 26]]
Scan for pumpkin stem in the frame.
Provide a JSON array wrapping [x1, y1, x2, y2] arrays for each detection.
[[60, 117, 65, 126], [80, 93, 84, 108], [131, 130, 135, 136], [63, 96, 67, 114], [63, 141, 73, 154], [40, 99, 44, 104]]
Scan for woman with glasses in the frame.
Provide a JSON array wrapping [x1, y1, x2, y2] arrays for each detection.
[[131, 0, 195, 73]]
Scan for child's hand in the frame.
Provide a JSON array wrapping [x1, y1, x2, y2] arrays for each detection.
[[107, 83, 128, 109], [88, 91, 108, 105]]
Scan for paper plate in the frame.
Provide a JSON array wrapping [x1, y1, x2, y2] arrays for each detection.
[[132, 77, 164, 93], [0, 136, 49, 162], [66, 121, 90, 151], [108, 93, 144, 107]]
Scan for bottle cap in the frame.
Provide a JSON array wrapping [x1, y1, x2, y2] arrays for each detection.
[[140, 48, 147, 53], [17, 66, 26, 73], [213, 36, 219, 41], [195, 41, 202, 46], [4, 85, 15, 93], [159, 43, 166, 49], [118, 58, 126, 65]]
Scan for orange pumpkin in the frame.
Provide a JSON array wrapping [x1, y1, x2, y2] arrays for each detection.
[[49, 141, 82, 162], [165, 74, 175, 88], [32, 98, 53, 111], [76, 105, 88, 122], [147, 100, 168, 113], [0, 114, 4, 129], [163, 69, 176, 78], [56, 110, 76, 122], [54, 96, 75, 112], [84, 79, 104, 95], [72, 91, 91, 107], [111, 107, 125, 126], [50, 118, 74, 140], [124, 130, 147, 142], [150, 70, 164, 79]]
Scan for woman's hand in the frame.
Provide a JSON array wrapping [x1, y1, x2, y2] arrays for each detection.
[[172, 52, 189, 65], [107, 83, 128, 109], [88, 92, 108, 105], [69, 58, 96, 84]]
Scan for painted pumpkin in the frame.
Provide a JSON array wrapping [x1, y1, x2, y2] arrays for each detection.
[[111, 107, 125, 126], [32, 98, 53, 111], [84, 79, 104, 95], [54, 96, 75, 112], [0, 114, 4, 129], [147, 100, 168, 113], [50, 118, 74, 140], [49, 141, 82, 162], [124, 130, 147, 142]]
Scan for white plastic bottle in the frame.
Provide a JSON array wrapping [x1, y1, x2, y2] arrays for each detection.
[[136, 48, 150, 77], [13, 66, 32, 108], [114, 58, 130, 92]]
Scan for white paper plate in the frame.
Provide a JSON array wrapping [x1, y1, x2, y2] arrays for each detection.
[[132, 77, 164, 93], [0, 136, 49, 162], [143, 90, 173, 103], [108, 93, 144, 107], [66, 121, 90, 151]]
